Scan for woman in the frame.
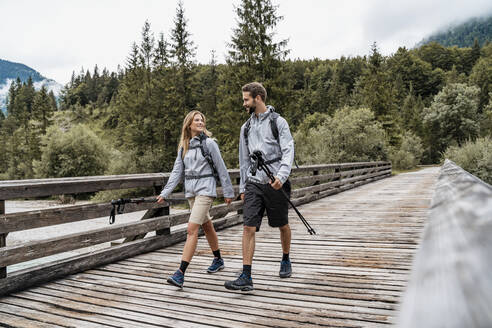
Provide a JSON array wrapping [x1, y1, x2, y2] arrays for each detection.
[[157, 110, 235, 288]]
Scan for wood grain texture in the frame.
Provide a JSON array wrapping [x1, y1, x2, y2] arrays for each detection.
[[0, 200, 5, 279], [397, 160, 492, 328], [0, 164, 389, 200], [0, 166, 438, 328]]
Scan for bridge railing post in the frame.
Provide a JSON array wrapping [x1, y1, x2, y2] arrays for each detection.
[[155, 205, 170, 236], [152, 183, 170, 236], [0, 200, 6, 278], [335, 165, 341, 183], [236, 177, 243, 215], [312, 170, 320, 194]]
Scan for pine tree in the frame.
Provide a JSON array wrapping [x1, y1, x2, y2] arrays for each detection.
[[212, 0, 291, 165], [154, 32, 170, 68], [0, 112, 7, 175], [170, 0, 196, 112], [470, 38, 481, 69], [138, 20, 156, 150], [6, 78, 21, 119], [359, 42, 400, 145], [140, 20, 155, 70], [32, 85, 55, 134], [170, 1, 196, 69], [126, 43, 140, 71], [198, 50, 219, 118], [228, 0, 289, 81]]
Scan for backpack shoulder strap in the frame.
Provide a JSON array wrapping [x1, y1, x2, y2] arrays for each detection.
[[198, 134, 209, 157], [269, 111, 298, 168], [244, 110, 281, 150], [198, 134, 219, 180], [244, 118, 252, 150], [269, 112, 280, 143]]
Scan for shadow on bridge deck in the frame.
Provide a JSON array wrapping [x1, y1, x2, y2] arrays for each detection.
[[0, 167, 440, 328]]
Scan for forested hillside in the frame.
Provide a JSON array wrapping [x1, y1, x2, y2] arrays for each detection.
[[1, 0, 491, 183], [418, 15, 492, 47], [0, 59, 46, 84]]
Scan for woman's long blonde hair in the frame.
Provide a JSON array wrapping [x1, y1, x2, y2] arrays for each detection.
[[178, 110, 212, 158]]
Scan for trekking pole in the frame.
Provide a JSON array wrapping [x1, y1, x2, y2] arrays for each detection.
[[109, 197, 157, 224], [250, 151, 316, 235]]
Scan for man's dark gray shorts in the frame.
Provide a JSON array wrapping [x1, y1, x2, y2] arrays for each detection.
[[243, 180, 291, 231]]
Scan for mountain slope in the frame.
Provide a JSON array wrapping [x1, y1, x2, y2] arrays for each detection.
[[0, 59, 62, 112], [0, 58, 46, 84], [418, 15, 492, 47]]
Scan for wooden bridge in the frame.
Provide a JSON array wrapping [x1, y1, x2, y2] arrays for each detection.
[[0, 161, 490, 327]]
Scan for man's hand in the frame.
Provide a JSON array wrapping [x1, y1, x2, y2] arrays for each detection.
[[270, 176, 283, 190], [225, 198, 233, 205], [240, 193, 245, 201], [156, 196, 166, 204]]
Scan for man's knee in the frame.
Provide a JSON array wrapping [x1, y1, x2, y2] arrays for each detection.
[[279, 223, 290, 232], [243, 226, 256, 236]]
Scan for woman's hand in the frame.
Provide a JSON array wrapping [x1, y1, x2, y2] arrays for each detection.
[[156, 196, 166, 204], [225, 198, 233, 205]]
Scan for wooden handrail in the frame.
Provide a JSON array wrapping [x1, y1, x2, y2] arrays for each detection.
[[0, 163, 388, 200], [397, 160, 492, 328]]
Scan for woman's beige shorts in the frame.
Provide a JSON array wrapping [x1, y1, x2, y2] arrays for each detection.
[[187, 195, 214, 225]]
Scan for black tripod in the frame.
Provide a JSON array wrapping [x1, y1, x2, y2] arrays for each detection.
[[109, 198, 157, 224], [250, 151, 316, 235]]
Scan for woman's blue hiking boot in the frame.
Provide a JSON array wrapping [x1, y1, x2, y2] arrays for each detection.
[[167, 269, 184, 288]]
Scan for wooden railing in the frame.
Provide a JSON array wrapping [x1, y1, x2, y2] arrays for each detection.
[[397, 160, 492, 327], [0, 161, 391, 296]]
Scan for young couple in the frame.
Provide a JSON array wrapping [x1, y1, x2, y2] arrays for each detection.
[[157, 82, 295, 292]]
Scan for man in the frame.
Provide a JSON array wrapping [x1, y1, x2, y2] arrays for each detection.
[[224, 82, 295, 292]]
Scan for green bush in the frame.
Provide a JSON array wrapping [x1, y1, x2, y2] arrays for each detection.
[[389, 131, 424, 169], [105, 149, 139, 175], [294, 107, 388, 164], [423, 83, 480, 161], [480, 95, 492, 136], [34, 125, 110, 178], [443, 136, 492, 184]]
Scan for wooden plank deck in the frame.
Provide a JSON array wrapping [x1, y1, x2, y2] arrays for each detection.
[[0, 167, 440, 327]]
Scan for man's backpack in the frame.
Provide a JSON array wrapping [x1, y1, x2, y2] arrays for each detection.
[[243, 106, 280, 150], [243, 106, 298, 168]]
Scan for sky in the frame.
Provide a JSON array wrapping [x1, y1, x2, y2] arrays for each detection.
[[1, 0, 492, 85]]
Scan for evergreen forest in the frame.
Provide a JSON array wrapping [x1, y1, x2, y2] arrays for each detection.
[[1, 0, 491, 185]]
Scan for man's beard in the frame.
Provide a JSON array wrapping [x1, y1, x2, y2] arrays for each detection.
[[247, 100, 256, 114]]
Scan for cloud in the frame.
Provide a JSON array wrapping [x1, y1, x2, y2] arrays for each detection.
[[1, 0, 491, 84], [0, 79, 14, 112], [0, 78, 63, 112]]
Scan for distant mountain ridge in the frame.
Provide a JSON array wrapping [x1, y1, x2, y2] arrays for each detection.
[[0, 59, 62, 112], [0, 58, 46, 84], [418, 15, 492, 48]]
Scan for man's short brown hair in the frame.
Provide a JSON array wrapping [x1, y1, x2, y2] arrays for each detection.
[[242, 82, 267, 102]]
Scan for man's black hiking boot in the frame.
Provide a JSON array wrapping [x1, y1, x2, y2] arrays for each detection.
[[224, 272, 253, 291]]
